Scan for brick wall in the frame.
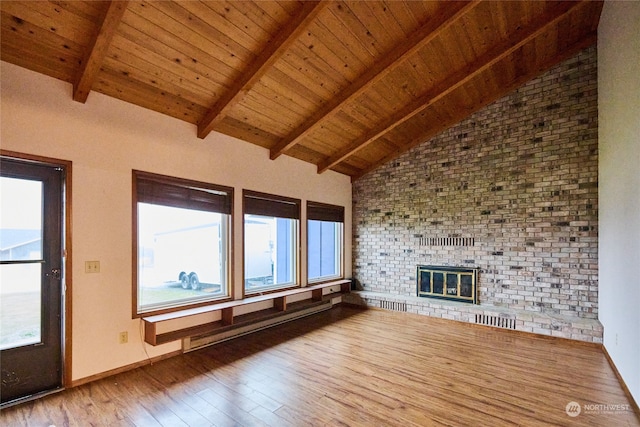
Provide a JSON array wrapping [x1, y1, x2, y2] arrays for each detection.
[[351, 46, 599, 340]]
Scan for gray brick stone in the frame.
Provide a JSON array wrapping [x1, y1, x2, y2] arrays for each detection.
[[352, 46, 600, 342]]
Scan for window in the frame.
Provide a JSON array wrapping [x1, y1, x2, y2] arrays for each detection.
[[307, 201, 344, 282], [244, 190, 300, 294], [133, 171, 232, 316]]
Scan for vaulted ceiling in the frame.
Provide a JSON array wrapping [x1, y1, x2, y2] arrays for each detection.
[[1, 1, 602, 180]]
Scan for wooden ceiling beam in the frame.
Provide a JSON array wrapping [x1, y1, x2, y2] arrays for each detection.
[[351, 29, 598, 182], [73, 1, 128, 103], [317, 0, 588, 175], [197, 1, 326, 140], [269, 0, 480, 161]]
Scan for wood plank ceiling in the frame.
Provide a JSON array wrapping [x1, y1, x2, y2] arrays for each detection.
[[1, 1, 602, 180]]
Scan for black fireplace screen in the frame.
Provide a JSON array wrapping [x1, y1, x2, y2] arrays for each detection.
[[417, 265, 478, 304]]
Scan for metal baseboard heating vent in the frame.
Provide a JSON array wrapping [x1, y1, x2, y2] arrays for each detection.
[[183, 302, 333, 352], [475, 314, 516, 330], [380, 300, 407, 312]]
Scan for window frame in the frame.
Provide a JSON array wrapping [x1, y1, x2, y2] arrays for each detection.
[[132, 171, 233, 318], [243, 190, 301, 297], [306, 201, 345, 284]]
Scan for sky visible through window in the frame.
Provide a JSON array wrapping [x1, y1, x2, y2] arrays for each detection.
[[0, 177, 42, 231], [0, 177, 43, 349]]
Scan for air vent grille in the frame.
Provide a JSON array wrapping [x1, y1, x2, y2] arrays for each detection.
[[419, 237, 475, 247], [475, 314, 516, 329], [380, 300, 407, 312]]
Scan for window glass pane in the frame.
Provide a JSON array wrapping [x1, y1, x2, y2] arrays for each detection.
[[460, 275, 473, 297], [0, 176, 43, 349], [0, 177, 43, 261], [446, 274, 458, 295], [138, 203, 228, 312], [245, 214, 297, 292], [0, 263, 41, 349], [308, 220, 342, 281], [433, 273, 444, 294]]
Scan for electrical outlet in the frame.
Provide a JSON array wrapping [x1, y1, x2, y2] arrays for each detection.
[[85, 261, 100, 273], [119, 331, 128, 344]]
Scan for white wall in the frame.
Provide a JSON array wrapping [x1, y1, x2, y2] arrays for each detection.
[[0, 62, 352, 381], [598, 1, 640, 405]]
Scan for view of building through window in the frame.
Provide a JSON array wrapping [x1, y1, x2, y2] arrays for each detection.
[[308, 219, 342, 282], [133, 176, 345, 313], [137, 203, 228, 313], [244, 214, 297, 292]]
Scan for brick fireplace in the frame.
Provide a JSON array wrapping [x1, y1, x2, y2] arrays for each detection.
[[346, 46, 601, 343]]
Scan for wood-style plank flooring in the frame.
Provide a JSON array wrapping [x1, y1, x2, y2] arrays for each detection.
[[1, 305, 639, 426]]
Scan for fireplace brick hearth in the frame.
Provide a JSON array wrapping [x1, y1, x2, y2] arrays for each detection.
[[351, 46, 600, 342], [343, 291, 603, 342]]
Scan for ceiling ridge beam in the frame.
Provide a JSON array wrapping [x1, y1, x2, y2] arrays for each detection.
[[73, 1, 128, 103], [197, 1, 326, 140], [269, 0, 480, 161], [317, 0, 588, 175], [351, 29, 598, 182]]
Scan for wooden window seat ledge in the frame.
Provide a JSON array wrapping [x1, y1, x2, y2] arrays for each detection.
[[142, 280, 351, 346]]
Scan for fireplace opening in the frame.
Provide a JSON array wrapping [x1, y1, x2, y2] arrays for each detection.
[[417, 265, 478, 304]]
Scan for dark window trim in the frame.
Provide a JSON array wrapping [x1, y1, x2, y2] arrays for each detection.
[[307, 201, 345, 222], [135, 170, 232, 214], [0, 150, 73, 394], [132, 171, 234, 318], [243, 190, 300, 219]]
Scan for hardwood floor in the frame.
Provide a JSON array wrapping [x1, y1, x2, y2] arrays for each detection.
[[2, 305, 638, 426]]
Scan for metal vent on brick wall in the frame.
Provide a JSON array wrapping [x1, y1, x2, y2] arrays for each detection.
[[475, 314, 516, 329], [380, 300, 407, 312], [419, 237, 475, 247]]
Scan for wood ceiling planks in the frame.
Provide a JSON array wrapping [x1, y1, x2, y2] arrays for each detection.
[[0, 0, 603, 180], [269, 1, 479, 161], [197, 1, 326, 139], [73, 1, 128, 102]]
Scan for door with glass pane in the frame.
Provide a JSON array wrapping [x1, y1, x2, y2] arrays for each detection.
[[0, 157, 63, 405]]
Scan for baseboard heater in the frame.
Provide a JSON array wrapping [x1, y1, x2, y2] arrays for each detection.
[[183, 298, 336, 352]]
